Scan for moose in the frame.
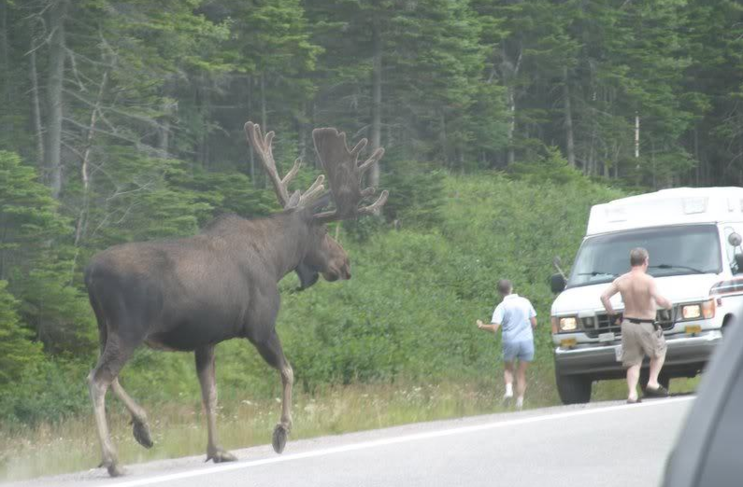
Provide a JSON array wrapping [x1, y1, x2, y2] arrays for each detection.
[[84, 122, 387, 477]]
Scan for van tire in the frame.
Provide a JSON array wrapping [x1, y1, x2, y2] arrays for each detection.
[[555, 372, 592, 404]]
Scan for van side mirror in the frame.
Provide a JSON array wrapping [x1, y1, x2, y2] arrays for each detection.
[[735, 254, 743, 275], [551, 273, 566, 294], [729, 232, 742, 247]]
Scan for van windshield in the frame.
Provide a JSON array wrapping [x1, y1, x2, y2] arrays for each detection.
[[566, 225, 722, 288]]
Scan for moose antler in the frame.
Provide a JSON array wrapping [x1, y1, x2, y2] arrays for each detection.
[[244, 122, 326, 209], [311, 128, 388, 222]]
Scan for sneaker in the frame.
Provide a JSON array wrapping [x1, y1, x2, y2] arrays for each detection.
[[515, 397, 524, 410], [502, 391, 514, 404]]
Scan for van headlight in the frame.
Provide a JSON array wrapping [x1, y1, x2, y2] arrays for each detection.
[[681, 300, 715, 320], [559, 317, 578, 332]]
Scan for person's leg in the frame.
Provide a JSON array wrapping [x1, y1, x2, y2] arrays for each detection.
[[645, 327, 668, 394], [515, 360, 529, 410], [515, 341, 534, 409], [626, 364, 641, 402], [502, 340, 516, 399], [647, 354, 666, 390], [621, 321, 642, 402], [503, 361, 515, 399]]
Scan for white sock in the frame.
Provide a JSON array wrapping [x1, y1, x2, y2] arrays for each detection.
[[505, 383, 513, 396], [516, 397, 524, 409]]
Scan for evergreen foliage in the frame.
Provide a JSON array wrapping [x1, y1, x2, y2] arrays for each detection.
[[0, 0, 740, 428], [0, 281, 43, 386]]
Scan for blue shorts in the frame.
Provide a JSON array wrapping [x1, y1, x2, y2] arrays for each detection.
[[502, 340, 534, 362]]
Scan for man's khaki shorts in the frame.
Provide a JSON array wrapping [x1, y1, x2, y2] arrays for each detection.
[[620, 320, 667, 368]]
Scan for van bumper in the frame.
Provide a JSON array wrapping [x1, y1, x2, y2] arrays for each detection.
[[554, 330, 722, 378]]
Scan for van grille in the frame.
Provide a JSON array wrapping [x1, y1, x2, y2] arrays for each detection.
[[580, 309, 674, 338]]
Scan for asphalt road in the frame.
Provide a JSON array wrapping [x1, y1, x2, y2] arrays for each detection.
[[10, 396, 692, 487]]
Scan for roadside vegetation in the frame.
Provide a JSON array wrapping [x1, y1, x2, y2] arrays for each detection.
[[0, 159, 637, 480]]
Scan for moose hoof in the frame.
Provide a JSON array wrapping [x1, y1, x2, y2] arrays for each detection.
[[207, 448, 237, 463], [132, 420, 154, 449], [272, 424, 289, 454], [105, 462, 125, 478]]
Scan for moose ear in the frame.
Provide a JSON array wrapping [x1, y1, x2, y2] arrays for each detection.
[[287, 190, 302, 209], [310, 193, 333, 215]]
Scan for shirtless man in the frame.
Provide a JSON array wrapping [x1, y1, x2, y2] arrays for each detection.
[[601, 247, 672, 403]]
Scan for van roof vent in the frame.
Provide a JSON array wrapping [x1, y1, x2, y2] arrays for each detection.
[[683, 197, 708, 214]]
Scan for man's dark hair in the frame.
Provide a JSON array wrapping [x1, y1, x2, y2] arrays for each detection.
[[630, 247, 649, 267], [497, 279, 512, 295]]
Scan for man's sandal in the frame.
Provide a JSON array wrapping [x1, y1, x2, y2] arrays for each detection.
[[644, 385, 670, 398], [627, 397, 642, 404]]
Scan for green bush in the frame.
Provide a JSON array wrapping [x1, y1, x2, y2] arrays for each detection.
[[381, 159, 446, 228], [0, 170, 625, 424]]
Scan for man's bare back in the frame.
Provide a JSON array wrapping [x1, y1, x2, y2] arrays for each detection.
[[610, 270, 670, 320], [601, 259, 672, 321]]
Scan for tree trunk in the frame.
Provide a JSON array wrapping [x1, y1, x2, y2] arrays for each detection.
[[157, 79, 172, 159], [247, 76, 255, 181], [260, 73, 267, 129], [74, 70, 108, 247], [297, 109, 307, 163], [440, 111, 449, 167], [201, 77, 210, 168], [507, 87, 516, 166], [694, 127, 700, 186], [563, 67, 576, 168], [369, 13, 382, 187], [30, 40, 45, 164], [260, 74, 267, 188], [634, 112, 640, 159], [0, 0, 10, 119], [44, 0, 68, 199]]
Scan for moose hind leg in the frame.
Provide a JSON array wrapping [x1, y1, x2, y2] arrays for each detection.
[[255, 332, 294, 454], [88, 343, 133, 477], [195, 345, 236, 463], [111, 379, 153, 448]]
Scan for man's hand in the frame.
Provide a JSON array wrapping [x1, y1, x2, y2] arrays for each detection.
[[476, 319, 485, 329]]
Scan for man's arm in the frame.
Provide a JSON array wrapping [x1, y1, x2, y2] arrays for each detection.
[[477, 319, 501, 333], [600, 280, 619, 315], [528, 301, 537, 330], [649, 279, 672, 310]]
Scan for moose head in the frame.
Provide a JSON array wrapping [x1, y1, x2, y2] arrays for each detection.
[[245, 122, 388, 288]]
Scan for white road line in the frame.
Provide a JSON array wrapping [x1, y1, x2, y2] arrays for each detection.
[[110, 396, 693, 487]]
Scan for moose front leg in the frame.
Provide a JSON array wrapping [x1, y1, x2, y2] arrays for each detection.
[[255, 331, 294, 454], [88, 343, 134, 477], [195, 345, 237, 463]]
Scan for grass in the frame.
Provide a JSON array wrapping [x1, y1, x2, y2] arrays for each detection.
[[0, 367, 699, 482]]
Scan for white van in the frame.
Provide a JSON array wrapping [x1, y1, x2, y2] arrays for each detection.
[[550, 187, 743, 404]]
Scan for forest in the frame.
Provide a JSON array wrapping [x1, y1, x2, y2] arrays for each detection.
[[0, 0, 741, 470]]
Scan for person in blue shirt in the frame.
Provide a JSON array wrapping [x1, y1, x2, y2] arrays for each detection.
[[477, 279, 537, 410]]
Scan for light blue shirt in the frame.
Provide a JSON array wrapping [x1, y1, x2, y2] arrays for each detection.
[[491, 294, 537, 343]]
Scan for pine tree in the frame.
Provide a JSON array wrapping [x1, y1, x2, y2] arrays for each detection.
[[0, 281, 43, 385]]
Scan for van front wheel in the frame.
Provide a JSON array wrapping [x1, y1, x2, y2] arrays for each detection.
[[556, 372, 592, 404]]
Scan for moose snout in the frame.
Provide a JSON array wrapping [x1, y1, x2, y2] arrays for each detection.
[[324, 262, 351, 282]]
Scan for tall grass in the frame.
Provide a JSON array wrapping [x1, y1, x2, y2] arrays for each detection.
[[0, 374, 554, 482]]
